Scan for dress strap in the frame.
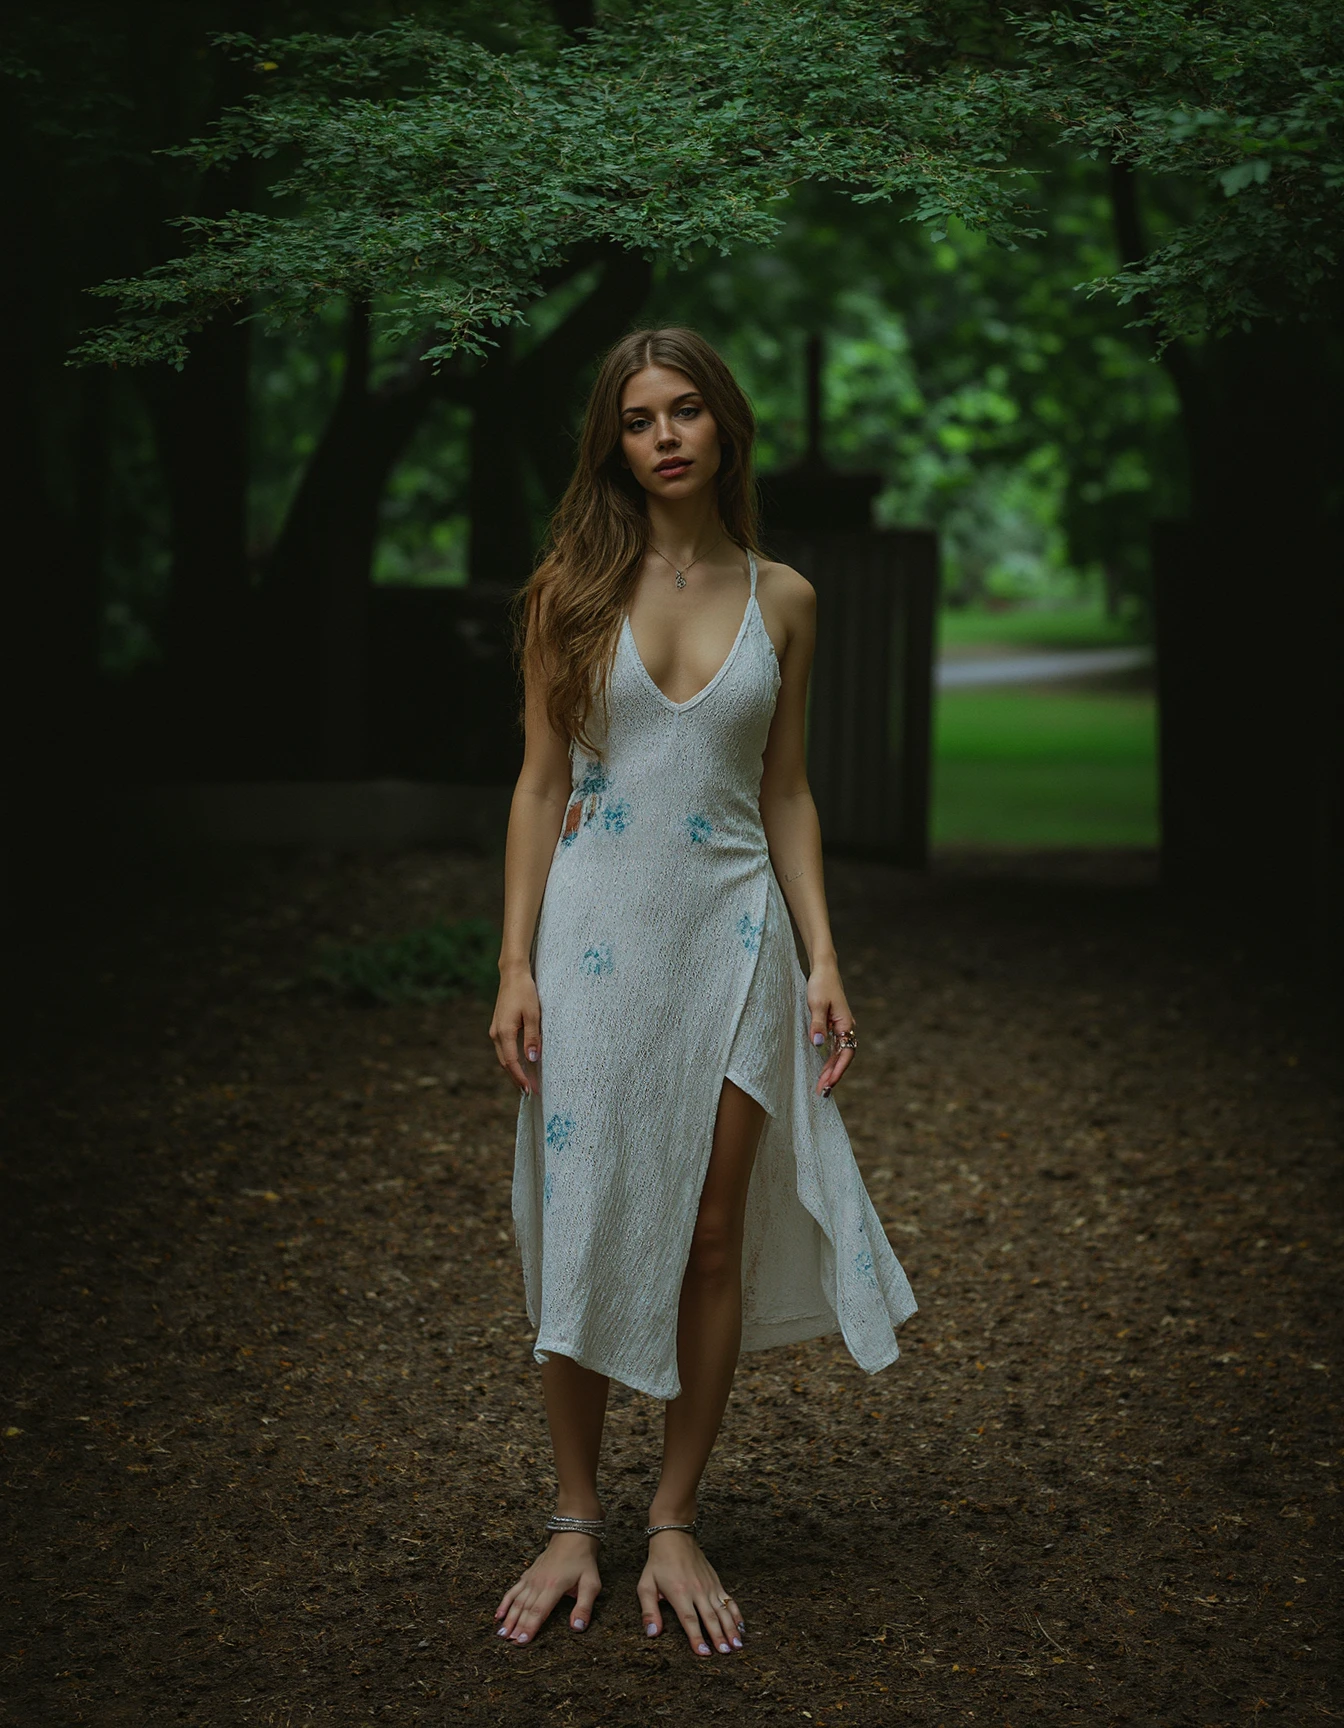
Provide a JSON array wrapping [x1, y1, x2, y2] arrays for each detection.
[[747, 550, 758, 598]]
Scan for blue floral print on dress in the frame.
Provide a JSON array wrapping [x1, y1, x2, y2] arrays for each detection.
[[736, 912, 764, 954], [545, 1113, 574, 1152], [575, 760, 609, 797], [686, 813, 714, 844], [544, 1171, 556, 1207], [581, 944, 614, 977], [603, 800, 631, 833], [854, 1248, 877, 1287]]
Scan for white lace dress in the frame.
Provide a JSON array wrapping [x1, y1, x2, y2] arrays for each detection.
[[511, 552, 916, 1399]]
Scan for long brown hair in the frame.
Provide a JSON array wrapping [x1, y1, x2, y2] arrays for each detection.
[[515, 326, 760, 758]]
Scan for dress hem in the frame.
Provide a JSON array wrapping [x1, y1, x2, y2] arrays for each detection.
[[530, 1334, 686, 1402]]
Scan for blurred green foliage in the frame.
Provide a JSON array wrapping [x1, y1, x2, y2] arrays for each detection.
[[313, 916, 500, 1003], [646, 169, 1183, 619], [937, 602, 1142, 651]]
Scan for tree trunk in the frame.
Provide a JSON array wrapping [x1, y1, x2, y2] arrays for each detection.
[[468, 328, 532, 585], [515, 250, 653, 508], [141, 310, 252, 776], [1111, 164, 1343, 939], [262, 307, 459, 777], [1154, 322, 1343, 933]]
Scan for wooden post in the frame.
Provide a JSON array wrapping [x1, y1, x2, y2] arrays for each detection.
[[770, 528, 937, 865]]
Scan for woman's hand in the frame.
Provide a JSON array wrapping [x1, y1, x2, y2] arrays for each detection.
[[806, 957, 857, 1098], [491, 964, 542, 1097]]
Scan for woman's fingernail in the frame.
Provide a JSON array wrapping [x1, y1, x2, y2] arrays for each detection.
[[718, 1641, 730, 1652], [698, 1641, 711, 1655], [732, 1635, 743, 1648], [496, 1626, 508, 1636], [821, 1086, 831, 1098], [646, 1622, 658, 1637], [572, 1618, 585, 1631], [812, 1031, 824, 1045], [515, 1631, 528, 1644], [527, 1047, 538, 1061], [737, 1621, 746, 1632]]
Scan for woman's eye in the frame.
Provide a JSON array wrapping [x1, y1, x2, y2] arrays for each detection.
[[625, 417, 650, 433], [676, 405, 701, 419]]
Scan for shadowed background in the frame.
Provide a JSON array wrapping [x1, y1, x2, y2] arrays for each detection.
[[1, 3, 1340, 1724]]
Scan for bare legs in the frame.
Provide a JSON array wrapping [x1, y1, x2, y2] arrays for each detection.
[[494, 1357, 609, 1642], [638, 1078, 763, 1654], [496, 1077, 766, 1652]]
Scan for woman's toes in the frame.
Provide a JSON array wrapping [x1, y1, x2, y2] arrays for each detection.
[[678, 1610, 709, 1654], [702, 1603, 733, 1652], [571, 1578, 599, 1633]]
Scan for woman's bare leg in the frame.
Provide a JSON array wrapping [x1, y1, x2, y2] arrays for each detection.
[[637, 1078, 765, 1656], [495, 1354, 609, 1643]]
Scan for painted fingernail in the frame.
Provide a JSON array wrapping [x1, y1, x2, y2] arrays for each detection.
[[572, 1618, 585, 1631], [732, 1636, 743, 1648], [646, 1622, 658, 1637], [812, 1031, 824, 1045], [515, 1632, 528, 1644], [698, 1642, 711, 1655], [737, 1621, 746, 1632], [718, 1641, 730, 1652], [821, 1086, 831, 1098], [496, 1626, 508, 1636], [527, 1047, 538, 1061]]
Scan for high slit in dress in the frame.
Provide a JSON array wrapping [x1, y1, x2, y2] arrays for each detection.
[[511, 551, 917, 1400]]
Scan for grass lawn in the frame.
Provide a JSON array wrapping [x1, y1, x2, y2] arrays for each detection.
[[932, 689, 1159, 847]]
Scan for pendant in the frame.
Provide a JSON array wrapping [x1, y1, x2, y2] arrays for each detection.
[[675, 570, 686, 589]]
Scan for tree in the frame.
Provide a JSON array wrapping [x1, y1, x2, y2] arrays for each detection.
[[45, 1, 1344, 917]]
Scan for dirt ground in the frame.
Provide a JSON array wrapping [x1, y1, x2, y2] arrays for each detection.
[[1, 845, 1339, 1728]]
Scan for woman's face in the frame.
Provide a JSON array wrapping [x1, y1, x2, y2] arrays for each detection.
[[618, 365, 723, 503]]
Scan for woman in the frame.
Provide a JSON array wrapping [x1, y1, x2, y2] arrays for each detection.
[[489, 327, 916, 1656]]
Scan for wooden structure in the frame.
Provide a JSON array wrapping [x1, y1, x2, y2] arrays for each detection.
[[770, 529, 937, 867], [760, 336, 938, 867]]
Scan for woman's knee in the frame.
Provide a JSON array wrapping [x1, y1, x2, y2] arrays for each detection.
[[685, 1210, 741, 1286]]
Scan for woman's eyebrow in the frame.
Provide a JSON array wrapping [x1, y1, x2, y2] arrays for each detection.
[[621, 392, 702, 417]]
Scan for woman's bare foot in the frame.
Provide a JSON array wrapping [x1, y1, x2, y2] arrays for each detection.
[[636, 1512, 744, 1656], [495, 1530, 602, 1644]]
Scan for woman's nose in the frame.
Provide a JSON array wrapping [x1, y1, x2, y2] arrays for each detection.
[[655, 416, 680, 447]]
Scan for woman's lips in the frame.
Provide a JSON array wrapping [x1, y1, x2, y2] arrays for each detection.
[[655, 460, 691, 477]]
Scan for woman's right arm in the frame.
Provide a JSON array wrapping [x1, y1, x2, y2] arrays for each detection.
[[489, 629, 573, 1097]]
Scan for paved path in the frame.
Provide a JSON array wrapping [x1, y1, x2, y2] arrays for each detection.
[[937, 646, 1152, 689]]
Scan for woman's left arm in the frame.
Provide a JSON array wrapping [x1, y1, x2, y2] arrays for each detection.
[[757, 564, 857, 1097]]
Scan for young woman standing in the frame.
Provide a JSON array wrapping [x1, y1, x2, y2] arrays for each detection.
[[489, 328, 915, 1656]]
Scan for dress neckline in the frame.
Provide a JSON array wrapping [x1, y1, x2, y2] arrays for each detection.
[[623, 552, 759, 713]]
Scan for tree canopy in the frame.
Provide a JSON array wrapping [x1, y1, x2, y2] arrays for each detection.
[[67, 0, 1343, 372]]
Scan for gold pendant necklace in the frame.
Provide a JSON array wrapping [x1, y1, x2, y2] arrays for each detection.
[[649, 533, 723, 590]]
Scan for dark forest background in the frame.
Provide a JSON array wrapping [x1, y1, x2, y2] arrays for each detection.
[[4, 0, 1341, 956]]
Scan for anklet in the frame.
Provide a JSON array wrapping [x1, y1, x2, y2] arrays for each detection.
[[645, 1518, 699, 1538], [545, 1513, 606, 1544]]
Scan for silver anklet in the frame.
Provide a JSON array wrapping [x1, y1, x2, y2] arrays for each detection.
[[545, 1513, 606, 1544], [645, 1518, 699, 1538]]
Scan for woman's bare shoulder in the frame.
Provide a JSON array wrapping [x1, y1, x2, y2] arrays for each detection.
[[755, 557, 816, 616]]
